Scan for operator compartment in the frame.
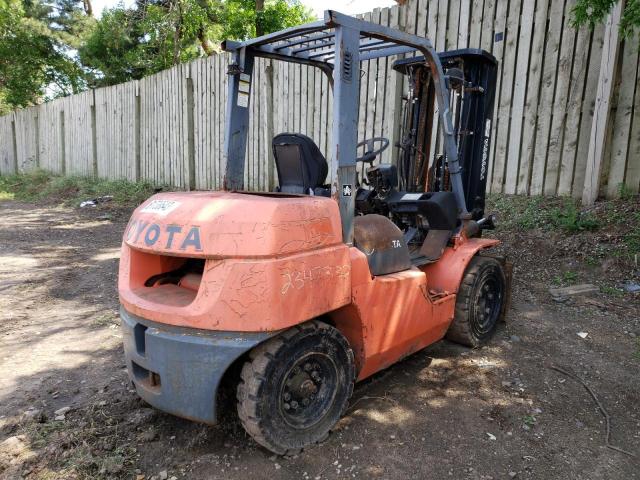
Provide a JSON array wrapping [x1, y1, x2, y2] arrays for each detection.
[[119, 191, 352, 331]]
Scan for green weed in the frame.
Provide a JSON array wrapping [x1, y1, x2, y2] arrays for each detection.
[[600, 285, 624, 297], [548, 202, 600, 232], [554, 271, 579, 285], [0, 170, 157, 207], [618, 183, 636, 201]]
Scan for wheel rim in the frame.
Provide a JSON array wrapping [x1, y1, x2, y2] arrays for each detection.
[[470, 269, 504, 340], [278, 353, 338, 429]]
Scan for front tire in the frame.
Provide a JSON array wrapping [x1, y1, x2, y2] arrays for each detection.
[[237, 321, 355, 455], [446, 255, 506, 347]]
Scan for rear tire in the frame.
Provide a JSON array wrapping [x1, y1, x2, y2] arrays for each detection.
[[446, 255, 506, 347], [236, 321, 355, 455]]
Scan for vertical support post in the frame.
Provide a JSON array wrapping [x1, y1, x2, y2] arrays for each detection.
[[11, 115, 18, 174], [265, 60, 276, 191], [34, 112, 40, 170], [91, 89, 98, 178], [422, 46, 468, 214], [134, 82, 141, 182], [223, 48, 255, 190], [59, 110, 65, 175], [582, 1, 623, 205], [331, 25, 361, 245], [186, 68, 196, 191]]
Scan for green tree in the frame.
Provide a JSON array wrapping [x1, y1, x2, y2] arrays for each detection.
[[79, 0, 313, 88], [0, 0, 94, 113], [573, 0, 640, 37]]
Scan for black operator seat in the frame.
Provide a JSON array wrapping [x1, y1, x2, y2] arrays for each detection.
[[272, 133, 330, 196]]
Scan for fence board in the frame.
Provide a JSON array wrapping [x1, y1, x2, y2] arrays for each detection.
[[0, 114, 16, 175], [503, 0, 535, 194], [491, 0, 522, 193], [557, 25, 592, 195], [485, 0, 507, 189], [1, 3, 637, 202], [517, 0, 550, 194], [544, 0, 579, 196], [606, 34, 639, 197], [530, 0, 565, 195]]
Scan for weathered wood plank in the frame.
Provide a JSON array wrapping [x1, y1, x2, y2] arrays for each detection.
[[491, 0, 522, 193], [529, 0, 564, 195], [503, 0, 535, 194], [485, 0, 507, 189], [605, 34, 639, 197], [557, 25, 592, 195], [517, 0, 551, 195], [582, 1, 623, 204]]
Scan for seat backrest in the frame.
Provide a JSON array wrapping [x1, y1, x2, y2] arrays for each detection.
[[272, 133, 328, 194]]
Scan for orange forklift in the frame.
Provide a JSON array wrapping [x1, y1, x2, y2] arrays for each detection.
[[119, 10, 509, 455]]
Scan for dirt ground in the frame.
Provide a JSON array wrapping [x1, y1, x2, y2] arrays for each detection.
[[0, 198, 638, 480]]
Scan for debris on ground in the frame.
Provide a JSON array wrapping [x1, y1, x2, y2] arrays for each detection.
[[548, 284, 599, 301]]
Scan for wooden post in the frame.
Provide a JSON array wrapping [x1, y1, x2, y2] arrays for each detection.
[[582, 1, 623, 205]]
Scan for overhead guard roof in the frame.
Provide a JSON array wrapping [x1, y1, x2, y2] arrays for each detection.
[[221, 10, 434, 69]]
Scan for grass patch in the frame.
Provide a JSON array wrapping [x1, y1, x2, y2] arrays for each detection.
[[600, 285, 624, 297], [553, 271, 579, 286], [488, 195, 602, 233], [0, 170, 157, 207]]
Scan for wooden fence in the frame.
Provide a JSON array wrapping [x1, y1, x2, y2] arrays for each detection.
[[1, 0, 639, 201]]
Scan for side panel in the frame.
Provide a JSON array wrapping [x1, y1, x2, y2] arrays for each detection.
[[331, 248, 456, 380], [420, 237, 499, 293]]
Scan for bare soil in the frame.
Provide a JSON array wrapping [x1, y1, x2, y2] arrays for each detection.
[[0, 198, 638, 480]]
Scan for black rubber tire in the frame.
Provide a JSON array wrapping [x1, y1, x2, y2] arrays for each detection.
[[446, 255, 506, 348], [236, 321, 355, 455]]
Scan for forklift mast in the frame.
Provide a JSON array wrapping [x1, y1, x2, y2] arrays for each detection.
[[393, 50, 498, 220]]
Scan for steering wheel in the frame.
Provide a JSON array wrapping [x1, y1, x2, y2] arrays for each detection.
[[356, 137, 390, 163]]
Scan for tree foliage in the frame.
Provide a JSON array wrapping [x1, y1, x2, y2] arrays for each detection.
[[573, 0, 640, 37], [79, 0, 313, 87], [0, 0, 93, 112], [0, 0, 313, 111]]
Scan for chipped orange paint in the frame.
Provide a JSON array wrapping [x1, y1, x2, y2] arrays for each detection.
[[118, 191, 500, 379]]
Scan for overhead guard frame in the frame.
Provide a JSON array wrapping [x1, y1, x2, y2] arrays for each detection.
[[222, 10, 467, 245]]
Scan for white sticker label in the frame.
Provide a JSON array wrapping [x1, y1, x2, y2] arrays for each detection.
[[240, 73, 251, 82], [141, 200, 180, 216], [239, 81, 250, 93], [401, 193, 423, 200], [237, 92, 249, 108]]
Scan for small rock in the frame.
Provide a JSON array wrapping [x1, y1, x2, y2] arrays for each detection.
[[158, 470, 168, 480], [138, 427, 158, 442], [577, 332, 588, 339], [54, 415, 66, 421], [509, 335, 521, 343], [22, 409, 46, 423], [622, 281, 640, 293], [509, 472, 517, 478], [54, 406, 71, 416], [486, 432, 496, 441], [274, 463, 281, 470]]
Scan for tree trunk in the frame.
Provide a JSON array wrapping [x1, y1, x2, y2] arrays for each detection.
[[198, 28, 215, 55], [256, 0, 265, 37], [83, 0, 93, 16]]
